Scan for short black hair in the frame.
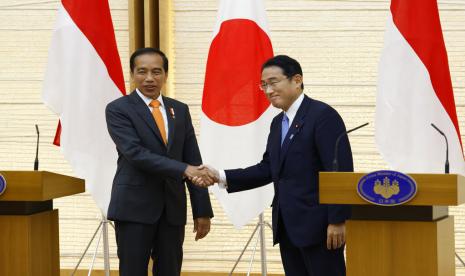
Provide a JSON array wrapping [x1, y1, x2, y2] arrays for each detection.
[[130, 47, 168, 73], [262, 55, 304, 90]]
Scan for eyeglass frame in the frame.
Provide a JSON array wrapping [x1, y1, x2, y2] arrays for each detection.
[[258, 77, 289, 92]]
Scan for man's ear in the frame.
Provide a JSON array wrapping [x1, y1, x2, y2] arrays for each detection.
[[293, 74, 303, 87]]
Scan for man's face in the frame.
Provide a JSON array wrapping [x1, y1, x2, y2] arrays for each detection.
[[260, 66, 302, 111], [131, 53, 167, 99]]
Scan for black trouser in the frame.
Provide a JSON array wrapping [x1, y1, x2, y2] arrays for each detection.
[[115, 213, 185, 276], [278, 214, 346, 276]]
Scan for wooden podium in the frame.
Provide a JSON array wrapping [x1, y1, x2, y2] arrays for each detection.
[[0, 171, 85, 276], [319, 172, 465, 276]]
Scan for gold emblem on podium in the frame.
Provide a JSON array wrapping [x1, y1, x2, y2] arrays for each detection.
[[373, 177, 400, 199]]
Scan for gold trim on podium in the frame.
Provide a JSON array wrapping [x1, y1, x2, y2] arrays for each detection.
[[0, 171, 84, 201], [320, 172, 465, 206], [0, 171, 84, 276], [319, 172, 463, 276]]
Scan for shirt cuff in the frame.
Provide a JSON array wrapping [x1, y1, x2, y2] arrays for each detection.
[[218, 170, 228, 189]]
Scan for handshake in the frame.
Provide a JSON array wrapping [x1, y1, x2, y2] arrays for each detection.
[[184, 164, 219, 188]]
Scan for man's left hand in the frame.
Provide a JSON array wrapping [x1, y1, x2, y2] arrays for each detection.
[[326, 223, 345, 250], [193, 217, 211, 241]]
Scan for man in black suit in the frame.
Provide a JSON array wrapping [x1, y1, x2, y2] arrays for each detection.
[[196, 55, 353, 276], [105, 48, 214, 276]]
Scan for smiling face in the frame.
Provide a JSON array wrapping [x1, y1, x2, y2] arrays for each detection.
[[260, 66, 303, 111], [131, 53, 167, 99]]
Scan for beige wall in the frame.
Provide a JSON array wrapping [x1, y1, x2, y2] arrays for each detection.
[[1, 0, 465, 274]]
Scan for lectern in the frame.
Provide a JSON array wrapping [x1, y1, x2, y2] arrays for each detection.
[[0, 171, 85, 276], [319, 172, 465, 276]]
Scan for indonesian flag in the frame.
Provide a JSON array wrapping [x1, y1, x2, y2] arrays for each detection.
[[376, 0, 465, 175], [200, 0, 277, 228], [42, 0, 125, 214]]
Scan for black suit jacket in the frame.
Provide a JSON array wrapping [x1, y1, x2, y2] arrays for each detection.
[[105, 91, 213, 225], [225, 95, 352, 247]]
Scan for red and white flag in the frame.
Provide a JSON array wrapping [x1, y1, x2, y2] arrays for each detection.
[[376, 0, 465, 175], [42, 0, 125, 214], [200, 0, 276, 228]]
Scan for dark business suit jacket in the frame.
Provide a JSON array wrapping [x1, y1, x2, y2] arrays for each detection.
[[105, 91, 213, 226], [226, 95, 352, 247]]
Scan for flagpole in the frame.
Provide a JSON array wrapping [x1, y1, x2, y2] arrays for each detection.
[[229, 213, 272, 276], [71, 215, 114, 276], [102, 214, 111, 276], [259, 213, 267, 276]]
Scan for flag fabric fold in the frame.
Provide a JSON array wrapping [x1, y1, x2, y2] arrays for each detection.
[[376, 0, 465, 175], [42, 0, 125, 214], [200, 0, 277, 228]]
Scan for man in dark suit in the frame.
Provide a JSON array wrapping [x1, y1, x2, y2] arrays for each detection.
[[196, 55, 353, 276], [105, 48, 214, 276]]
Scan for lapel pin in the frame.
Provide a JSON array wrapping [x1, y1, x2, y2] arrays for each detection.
[[169, 107, 175, 119], [290, 134, 294, 140]]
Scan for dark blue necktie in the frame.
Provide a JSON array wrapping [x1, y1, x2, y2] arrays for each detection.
[[281, 114, 289, 146]]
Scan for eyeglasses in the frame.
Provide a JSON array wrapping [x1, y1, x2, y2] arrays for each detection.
[[259, 77, 288, 92]]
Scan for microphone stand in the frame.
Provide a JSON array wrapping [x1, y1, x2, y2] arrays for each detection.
[[431, 123, 465, 267], [333, 122, 369, 171], [34, 124, 39, 171], [431, 123, 449, 174]]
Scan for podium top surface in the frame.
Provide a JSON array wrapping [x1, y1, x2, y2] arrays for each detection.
[[0, 171, 85, 201], [319, 172, 465, 206]]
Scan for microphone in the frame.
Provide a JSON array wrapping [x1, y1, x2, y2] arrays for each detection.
[[431, 123, 449, 174], [332, 122, 369, 171], [34, 124, 39, 171]]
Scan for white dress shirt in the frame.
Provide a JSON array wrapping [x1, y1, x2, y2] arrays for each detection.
[[136, 89, 169, 138], [218, 93, 305, 188]]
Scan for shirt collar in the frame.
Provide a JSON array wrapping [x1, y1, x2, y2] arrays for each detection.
[[283, 93, 304, 124], [135, 88, 165, 108]]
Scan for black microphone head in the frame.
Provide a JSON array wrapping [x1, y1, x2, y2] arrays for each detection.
[[431, 123, 444, 135]]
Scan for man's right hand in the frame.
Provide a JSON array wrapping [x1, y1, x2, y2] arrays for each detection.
[[184, 165, 216, 186], [189, 165, 219, 187], [327, 223, 346, 250]]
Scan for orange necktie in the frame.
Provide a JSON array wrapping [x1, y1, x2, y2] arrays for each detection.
[[149, 100, 167, 145]]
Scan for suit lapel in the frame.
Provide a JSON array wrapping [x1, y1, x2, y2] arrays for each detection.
[[163, 97, 176, 152], [278, 96, 311, 169], [129, 91, 166, 146]]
